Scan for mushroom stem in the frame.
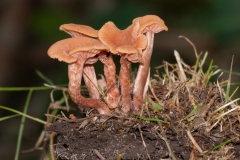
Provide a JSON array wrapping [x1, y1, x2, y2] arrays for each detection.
[[68, 59, 111, 115], [83, 64, 100, 99], [99, 52, 120, 108], [119, 56, 132, 113], [133, 32, 154, 112]]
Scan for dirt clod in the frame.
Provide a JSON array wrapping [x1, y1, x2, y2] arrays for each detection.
[[46, 50, 240, 160]]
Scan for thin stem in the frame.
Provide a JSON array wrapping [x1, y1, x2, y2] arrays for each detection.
[[0, 105, 47, 124], [83, 64, 100, 99], [133, 32, 154, 112], [15, 89, 33, 160], [119, 57, 132, 113], [99, 53, 120, 108]]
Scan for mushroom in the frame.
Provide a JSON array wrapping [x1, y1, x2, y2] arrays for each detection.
[[98, 20, 147, 114], [47, 37, 111, 115], [60, 23, 98, 38], [60, 23, 100, 99], [132, 15, 168, 112], [98, 52, 120, 109]]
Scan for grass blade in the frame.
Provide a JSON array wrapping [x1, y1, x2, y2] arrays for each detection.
[[137, 115, 169, 124], [14, 89, 33, 160], [0, 114, 19, 121], [219, 69, 240, 76], [35, 70, 54, 85], [200, 51, 208, 67], [0, 84, 68, 92], [205, 59, 214, 84], [225, 56, 234, 101], [0, 105, 47, 124], [213, 98, 240, 113], [211, 139, 232, 151], [229, 86, 239, 100], [0, 86, 51, 91]]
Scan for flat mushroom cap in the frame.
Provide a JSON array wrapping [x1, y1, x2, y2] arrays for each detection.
[[132, 15, 168, 34], [60, 23, 98, 38], [98, 20, 147, 63], [47, 37, 109, 63]]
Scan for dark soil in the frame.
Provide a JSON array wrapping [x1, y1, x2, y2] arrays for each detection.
[[47, 117, 190, 160]]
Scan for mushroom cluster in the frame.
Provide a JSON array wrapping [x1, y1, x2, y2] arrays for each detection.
[[47, 15, 168, 116]]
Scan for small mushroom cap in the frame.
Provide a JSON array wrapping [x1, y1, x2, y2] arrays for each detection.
[[60, 23, 98, 38], [132, 15, 168, 34], [98, 21, 147, 60], [48, 37, 109, 63]]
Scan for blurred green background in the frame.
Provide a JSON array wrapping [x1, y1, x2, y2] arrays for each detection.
[[0, 0, 240, 159]]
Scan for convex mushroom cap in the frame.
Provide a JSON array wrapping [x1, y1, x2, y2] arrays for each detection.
[[47, 37, 109, 63], [132, 15, 168, 34], [60, 24, 98, 38], [98, 20, 147, 63]]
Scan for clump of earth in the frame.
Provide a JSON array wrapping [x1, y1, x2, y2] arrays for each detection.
[[47, 53, 240, 160]]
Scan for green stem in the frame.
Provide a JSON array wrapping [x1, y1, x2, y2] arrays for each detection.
[[14, 89, 32, 160]]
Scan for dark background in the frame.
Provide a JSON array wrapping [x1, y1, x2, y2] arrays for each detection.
[[0, 0, 240, 159]]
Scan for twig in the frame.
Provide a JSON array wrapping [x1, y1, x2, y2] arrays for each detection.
[[154, 123, 177, 160], [174, 50, 187, 82], [148, 79, 163, 106], [187, 130, 203, 153], [83, 70, 105, 97], [45, 113, 114, 123], [45, 83, 70, 111], [216, 72, 224, 102], [104, 81, 118, 97], [92, 149, 106, 160], [49, 133, 56, 160], [179, 36, 198, 58], [62, 89, 70, 111], [21, 130, 45, 153], [61, 111, 68, 119], [49, 105, 76, 111], [138, 124, 151, 160]]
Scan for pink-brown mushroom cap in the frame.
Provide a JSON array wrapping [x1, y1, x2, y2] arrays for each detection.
[[47, 37, 109, 63], [98, 21, 147, 58], [132, 15, 168, 34], [60, 23, 98, 38], [47, 37, 79, 63]]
